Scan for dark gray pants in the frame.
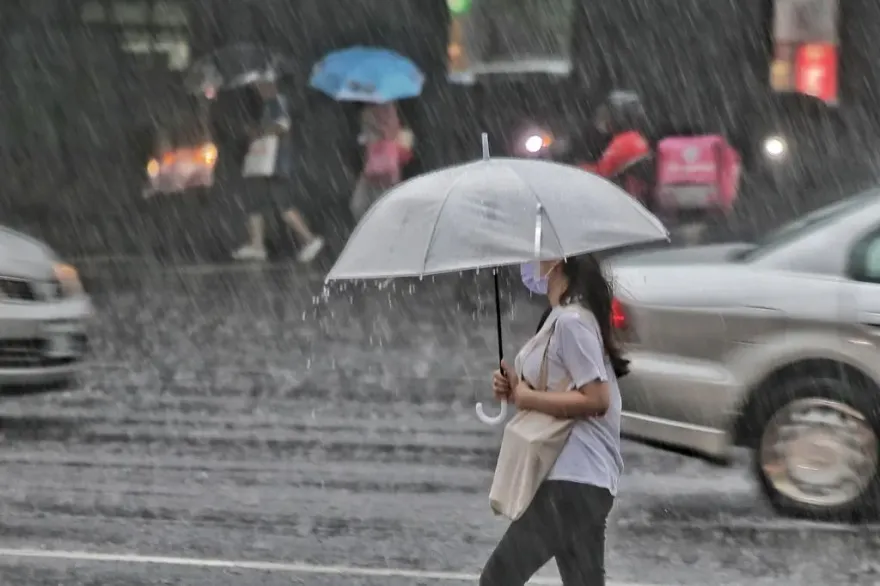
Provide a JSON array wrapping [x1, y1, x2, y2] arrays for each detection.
[[480, 480, 614, 586], [245, 177, 294, 215]]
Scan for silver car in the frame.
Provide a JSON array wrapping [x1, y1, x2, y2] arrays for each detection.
[[610, 189, 880, 521], [0, 227, 92, 393]]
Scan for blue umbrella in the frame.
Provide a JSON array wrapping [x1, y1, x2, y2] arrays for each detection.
[[309, 46, 425, 103]]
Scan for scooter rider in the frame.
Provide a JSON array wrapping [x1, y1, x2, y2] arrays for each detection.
[[592, 90, 653, 206]]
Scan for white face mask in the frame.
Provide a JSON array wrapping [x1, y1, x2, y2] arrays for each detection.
[[520, 262, 547, 295]]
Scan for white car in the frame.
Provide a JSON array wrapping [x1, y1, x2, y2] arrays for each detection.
[[0, 227, 92, 394]]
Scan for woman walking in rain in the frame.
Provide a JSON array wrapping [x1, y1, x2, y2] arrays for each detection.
[[350, 101, 410, 221], [483, 254, 628, 585]]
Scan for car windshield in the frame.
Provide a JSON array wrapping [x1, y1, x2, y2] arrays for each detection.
[[737, 189, 880, 261]]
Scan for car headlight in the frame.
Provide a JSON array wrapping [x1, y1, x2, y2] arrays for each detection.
[[53, 263, 83, 297], [517, 128, 555, 157], [200, 143, 218, 167], [763, 135, 787, 160], [147, 158, 160, 178], [524, 134, 545, 153]]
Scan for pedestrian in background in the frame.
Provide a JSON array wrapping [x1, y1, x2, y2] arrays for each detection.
[[350, 101, 412, 221], [232, 74, 324, 262]]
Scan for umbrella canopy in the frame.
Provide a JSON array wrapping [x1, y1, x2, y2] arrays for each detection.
[[326, 158, 668, 282], [326, 144, 668, 426], [185, 43, 292, 94], [309, 46, 425, 103]]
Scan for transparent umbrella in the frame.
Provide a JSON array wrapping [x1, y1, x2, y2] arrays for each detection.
[[326, 134, 669, 425]]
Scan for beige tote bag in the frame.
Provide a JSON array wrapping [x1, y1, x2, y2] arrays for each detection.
[[489, 318, 575, 520]]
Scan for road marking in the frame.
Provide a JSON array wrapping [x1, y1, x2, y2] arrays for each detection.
[[0, 547, 661, 585]]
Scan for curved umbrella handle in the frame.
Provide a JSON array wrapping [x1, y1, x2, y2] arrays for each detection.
[[475, 400, 508, 426]]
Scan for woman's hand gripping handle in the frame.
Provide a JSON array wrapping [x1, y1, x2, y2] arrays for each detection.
[[476, 359, 516, 425]]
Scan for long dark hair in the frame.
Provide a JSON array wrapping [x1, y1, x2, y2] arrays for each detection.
[[560, 254, 630, 378]]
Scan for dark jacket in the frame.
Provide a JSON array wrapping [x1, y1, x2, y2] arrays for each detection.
[[257, 94, 294, 180]]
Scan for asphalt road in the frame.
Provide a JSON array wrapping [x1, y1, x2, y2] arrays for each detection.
[[0, 263, 878, 585]]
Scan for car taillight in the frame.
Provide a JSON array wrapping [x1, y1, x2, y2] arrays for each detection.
[[200, 143, 218, 166], [611, 298, 627, 330]]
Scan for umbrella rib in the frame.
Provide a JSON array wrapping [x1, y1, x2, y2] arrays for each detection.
[[420, 171, 472, 276], [505, 166, 565, 256]]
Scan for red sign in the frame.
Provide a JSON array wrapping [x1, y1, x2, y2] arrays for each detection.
[[794, 43, 838, 103]]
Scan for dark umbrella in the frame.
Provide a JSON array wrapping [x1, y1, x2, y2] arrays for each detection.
[[185, 43, 293, 95]]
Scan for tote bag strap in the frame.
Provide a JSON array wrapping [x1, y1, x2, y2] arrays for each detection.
[[517, 315, 554, 378], [537, 320, 558, 391], [536, 317, 576, 393]]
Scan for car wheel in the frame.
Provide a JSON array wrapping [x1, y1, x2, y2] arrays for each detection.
[[750, 372, 880, 521]]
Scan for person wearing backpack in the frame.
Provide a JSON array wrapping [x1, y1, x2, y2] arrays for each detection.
[[593, 90, 653, 206], [350, 101, 413, 221]]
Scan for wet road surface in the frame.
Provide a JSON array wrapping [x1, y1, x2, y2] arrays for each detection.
[[0, 262, 878, 585]]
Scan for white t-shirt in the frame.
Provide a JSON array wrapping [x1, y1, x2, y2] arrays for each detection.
[[515, 305, 624, 495]]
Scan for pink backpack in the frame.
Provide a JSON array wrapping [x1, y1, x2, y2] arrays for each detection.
[[364, 139, 401, 183], [655, 135, 741, 213]]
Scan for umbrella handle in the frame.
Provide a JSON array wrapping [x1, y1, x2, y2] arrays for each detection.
[[475, 400, 508, 425]]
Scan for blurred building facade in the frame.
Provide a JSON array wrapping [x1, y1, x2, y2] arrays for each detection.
[[0, 0, 195, 207], [5, 0, 880, 176], [2, 0, 880, 256]]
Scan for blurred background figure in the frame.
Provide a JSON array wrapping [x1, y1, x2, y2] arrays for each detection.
[[307, 46, 423, 223], [350, 101, 411, 221], [233, 74, 324, 262], [592, 90, 653, 205]]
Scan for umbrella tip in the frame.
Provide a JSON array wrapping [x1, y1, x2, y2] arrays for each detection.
[[481, 132, 490, 160]]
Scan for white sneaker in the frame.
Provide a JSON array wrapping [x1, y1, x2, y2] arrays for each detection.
[[232, 245, 268, 261], [297, 237, 325, 263]]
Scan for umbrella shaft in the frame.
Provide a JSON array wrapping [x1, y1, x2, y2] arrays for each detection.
[[493, 269, 504, 366]]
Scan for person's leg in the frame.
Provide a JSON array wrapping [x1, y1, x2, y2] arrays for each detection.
[[232, 190, 267, 260], [479, 484, 557, 586], [550, 482, 615, 586], [247, 214, 266, 246], [232, 179, 269, 260], [350, 175, 387, 222], [266, 179, 323, 263], [283, 208, 325, 262], [232, 214, 268, 260], [281, 208, 316, 242], [350, 175, 371, 221]]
